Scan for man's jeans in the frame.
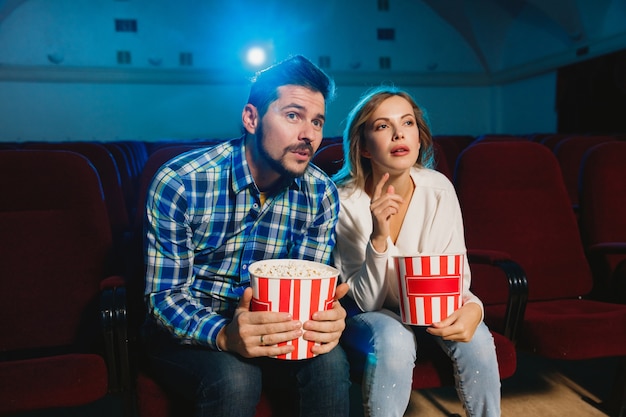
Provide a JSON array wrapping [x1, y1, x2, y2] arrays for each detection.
[[143, 327, 351, 417]]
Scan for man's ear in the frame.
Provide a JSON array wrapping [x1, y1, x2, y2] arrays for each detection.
[[242, 104, 259, 135]]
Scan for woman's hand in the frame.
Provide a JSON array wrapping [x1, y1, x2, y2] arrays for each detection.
[[369, 173, 403, 252], [426, 302, 482, 342]]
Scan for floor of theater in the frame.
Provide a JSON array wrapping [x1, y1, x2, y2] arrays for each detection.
[[13, 351, 620, 416]]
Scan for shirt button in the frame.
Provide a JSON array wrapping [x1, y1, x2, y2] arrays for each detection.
[[253, 203, 259, 208], [242, 264, 247, 270]]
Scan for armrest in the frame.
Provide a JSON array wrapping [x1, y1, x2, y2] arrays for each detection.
[[99, 275, 130, 394], [467, 249, 528, 344], [587, 242, 626, 255]]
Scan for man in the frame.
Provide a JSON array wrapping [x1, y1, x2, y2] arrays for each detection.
[[142, 55, 350, 417]]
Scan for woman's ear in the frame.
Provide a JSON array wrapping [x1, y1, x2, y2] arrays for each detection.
[[360, 146, 372, 159], [242, 104, 259, 134]]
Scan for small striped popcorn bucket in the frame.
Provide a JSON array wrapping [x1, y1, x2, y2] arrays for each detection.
[[393, 254, 464, 326], [248, 259, 339, 360]]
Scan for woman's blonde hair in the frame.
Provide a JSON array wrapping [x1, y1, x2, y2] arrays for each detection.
[[332, 86, 434, 189]]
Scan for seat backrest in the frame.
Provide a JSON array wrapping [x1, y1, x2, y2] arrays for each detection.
[[552, 135, 616, 209], [0, 150, 112, 353], [539, 133, 571, 150], [455, 141, 592, 302], [578, 141, 626, 247], [312, 142, 344, 177], [23, 142, 130, 238], [432, 135, 474, 175], [431, 141, 452, 180]]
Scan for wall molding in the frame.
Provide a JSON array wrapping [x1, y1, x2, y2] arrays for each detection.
[[1, 33, 624, 87]]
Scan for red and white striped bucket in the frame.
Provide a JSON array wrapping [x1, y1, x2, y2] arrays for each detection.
[[249, 259, 338, 360], [394, 254, 463, 326]]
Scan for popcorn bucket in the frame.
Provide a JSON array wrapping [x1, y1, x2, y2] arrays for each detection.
[[393, 254, 464, 326], [248, 259, 339, 360]]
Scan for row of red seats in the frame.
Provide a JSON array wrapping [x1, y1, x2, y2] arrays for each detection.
[[1, 135, 625, 416]]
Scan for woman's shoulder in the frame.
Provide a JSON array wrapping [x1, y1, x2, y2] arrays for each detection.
[[411, 166, 456, 194]]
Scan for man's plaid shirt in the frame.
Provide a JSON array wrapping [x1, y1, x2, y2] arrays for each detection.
[[144, 136, 339, 350]]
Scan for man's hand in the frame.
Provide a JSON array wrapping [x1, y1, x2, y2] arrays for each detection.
[[302, 282, 349, 355], [217, 287, 303, 358]]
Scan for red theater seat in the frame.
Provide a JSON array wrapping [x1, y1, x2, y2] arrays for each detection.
[[0, 150, 126, 415], [455, 141, 626, 416], [578, 141, 626, 303]]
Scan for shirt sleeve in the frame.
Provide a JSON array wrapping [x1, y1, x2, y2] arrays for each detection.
[[333, 190, 391, 312], [144, 167, 227, 349]]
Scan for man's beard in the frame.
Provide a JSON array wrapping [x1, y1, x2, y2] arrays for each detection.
[[257, 123, 314, 180]]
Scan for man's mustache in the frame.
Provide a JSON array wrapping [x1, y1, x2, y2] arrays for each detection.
[[287, 143, 314, 155]]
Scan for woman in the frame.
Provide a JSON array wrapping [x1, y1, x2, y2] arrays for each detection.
[[332, 86, 501, 417]]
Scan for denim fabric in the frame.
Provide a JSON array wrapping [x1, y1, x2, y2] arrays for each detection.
[[341, 310, 501, 417], [144, 329, 351, 417]]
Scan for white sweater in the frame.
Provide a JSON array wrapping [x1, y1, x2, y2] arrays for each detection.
[[333, 166, 483, 316]]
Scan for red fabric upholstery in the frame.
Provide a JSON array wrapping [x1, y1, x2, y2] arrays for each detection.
[[22, 142, 131, 240], [552, 135, 616, 210], [578, 141, 626, 301], [455, 141, 626, 361], [432, 141, 452, 180], [432, 135, 474, 175], [0, 355, 108, 415], [538, 133, 571, 150], [0, 150, 117, 415], [312, 142, 344, 177]]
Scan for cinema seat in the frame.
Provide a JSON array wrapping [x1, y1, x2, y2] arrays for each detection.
[[0, 150, 127, 415], [455, 140, 626, 416], [578, 141, 626, 303], [552, 135, 616, 213]]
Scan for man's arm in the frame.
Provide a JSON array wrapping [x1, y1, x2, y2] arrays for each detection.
[[144, 167, 227, 349]]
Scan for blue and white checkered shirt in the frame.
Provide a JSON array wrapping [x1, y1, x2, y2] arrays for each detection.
[[144, 136, 340, 350]]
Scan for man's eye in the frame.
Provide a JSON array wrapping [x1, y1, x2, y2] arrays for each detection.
[[286, 112, 298, 120]]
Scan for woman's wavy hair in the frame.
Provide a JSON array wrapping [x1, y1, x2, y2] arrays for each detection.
[[332, 86, 434, 189]]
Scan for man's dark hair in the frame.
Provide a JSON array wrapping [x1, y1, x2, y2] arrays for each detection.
[[247, 55, 335, 117]]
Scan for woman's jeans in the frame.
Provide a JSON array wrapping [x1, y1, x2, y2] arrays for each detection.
[[341, 309, 501, 417], [143, 327, 351, 417]]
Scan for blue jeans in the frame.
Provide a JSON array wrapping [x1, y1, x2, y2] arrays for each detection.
[[341, 309, 501, 417], [143, 327, 351, 417]]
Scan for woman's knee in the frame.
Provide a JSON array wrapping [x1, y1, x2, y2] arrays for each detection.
[[356, 312, 416, 364]]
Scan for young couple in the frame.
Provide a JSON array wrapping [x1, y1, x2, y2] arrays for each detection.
[[143, 55, 500, 417]]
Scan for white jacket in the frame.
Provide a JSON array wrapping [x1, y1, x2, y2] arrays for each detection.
[[333, 166, 483, 316]]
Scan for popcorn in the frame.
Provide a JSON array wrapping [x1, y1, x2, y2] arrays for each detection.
[[250, 260, 336, 278]]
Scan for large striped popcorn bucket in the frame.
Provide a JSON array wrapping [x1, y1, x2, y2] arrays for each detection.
[[393, 254, 464, 326], [248, 259, 339, 360]]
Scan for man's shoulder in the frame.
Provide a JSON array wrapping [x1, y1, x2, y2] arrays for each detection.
[[165, 139, 238, 176], [303, 164, 338, 192]]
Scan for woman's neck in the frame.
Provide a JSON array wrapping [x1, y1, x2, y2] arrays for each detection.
[[366, 170, 414, 198]]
